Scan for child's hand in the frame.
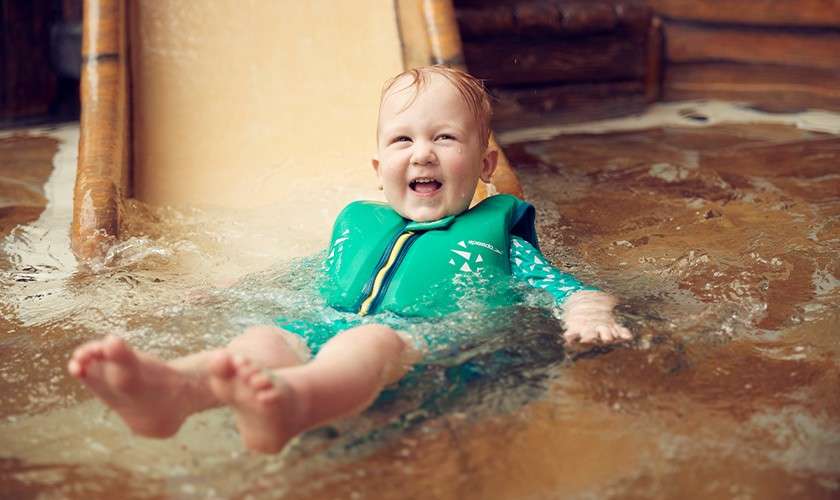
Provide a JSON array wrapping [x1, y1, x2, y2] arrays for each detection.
[[560, 290, 632, 344]]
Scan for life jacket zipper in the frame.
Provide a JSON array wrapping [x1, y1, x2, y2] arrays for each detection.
[[357, 229, 417, 316]]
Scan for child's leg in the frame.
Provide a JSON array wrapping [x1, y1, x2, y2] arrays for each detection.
[[209, 324, 420, 453], [67, 325, 309, 438]]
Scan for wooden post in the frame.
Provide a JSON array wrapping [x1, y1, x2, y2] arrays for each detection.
[[71, 0, 130, 259]]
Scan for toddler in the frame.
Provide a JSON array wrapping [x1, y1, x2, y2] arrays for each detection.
[[68, 66, 631, 454]]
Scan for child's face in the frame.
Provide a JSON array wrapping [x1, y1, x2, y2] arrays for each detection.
[[372, 74, 497, 222]]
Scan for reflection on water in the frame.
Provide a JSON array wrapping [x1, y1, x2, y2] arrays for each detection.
[[1, 109, 839, 498]]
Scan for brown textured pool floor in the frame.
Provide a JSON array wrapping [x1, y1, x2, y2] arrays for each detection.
[[0, 121, 838, 499], [0, 134, 56, 239]]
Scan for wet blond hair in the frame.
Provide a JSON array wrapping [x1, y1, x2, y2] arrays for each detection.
[[378, 65, 492, 151]]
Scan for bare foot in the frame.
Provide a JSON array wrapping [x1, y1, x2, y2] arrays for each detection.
[[208, 353, 304, 454], [68, 335, 198, 438]]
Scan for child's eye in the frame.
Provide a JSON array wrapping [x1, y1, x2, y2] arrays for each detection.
[[391, 136, 412, 144], [436, 134, 456, 141]]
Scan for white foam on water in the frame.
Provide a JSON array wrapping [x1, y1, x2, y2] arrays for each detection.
[[2, 124, 79, 277]]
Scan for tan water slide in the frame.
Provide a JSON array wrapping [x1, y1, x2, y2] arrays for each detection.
[[72, 0, 523, 259]]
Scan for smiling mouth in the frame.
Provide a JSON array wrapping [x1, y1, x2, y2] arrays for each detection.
[[409, 177, 442, 195]]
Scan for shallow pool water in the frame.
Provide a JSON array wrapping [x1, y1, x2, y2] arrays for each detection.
[[1, 106, 838, 499]]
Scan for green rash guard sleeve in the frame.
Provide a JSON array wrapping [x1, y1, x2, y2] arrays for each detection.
[[509, 235, 599, 305]]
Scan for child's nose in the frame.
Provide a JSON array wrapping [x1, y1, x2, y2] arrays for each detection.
[[410, 140, 437, 165]]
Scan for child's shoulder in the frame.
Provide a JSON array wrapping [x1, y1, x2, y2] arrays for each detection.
[[341, 199, 389, 210], [337, 199, 392, 218], [332, 200, 402, 230]]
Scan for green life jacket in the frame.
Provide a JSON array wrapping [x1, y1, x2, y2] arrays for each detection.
[[320, 194, 538, 317]]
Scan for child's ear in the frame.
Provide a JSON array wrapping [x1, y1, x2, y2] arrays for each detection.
[[479, 149, 498, 183], [371, 156, 381, 178]]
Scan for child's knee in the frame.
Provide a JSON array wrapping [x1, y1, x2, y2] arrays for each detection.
[[240, 324, 281, 339], [362, 326, 424, 366], [232, 325, 283, 351], [364, 327, 422, 383], [393, 331, 425, 365], [339, 324, 405, 355], [230, 324, 311, 364]]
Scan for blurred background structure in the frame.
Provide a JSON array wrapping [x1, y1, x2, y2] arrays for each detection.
[[1, 0, 81, 126], [3, 0, 839, 128], [455, 0, 840, 128], [3, 0, 839, 260]]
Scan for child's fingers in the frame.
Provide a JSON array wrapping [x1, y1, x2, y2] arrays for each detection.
[[606, 326, 624, 343], [563, 328, 581, 343], [596, 325, 614, 343], [577, 326, 599, 344], [615, 325, 633, 340], [564, 322, 632, 345]]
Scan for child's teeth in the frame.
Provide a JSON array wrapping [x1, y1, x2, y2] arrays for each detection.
[[410, 177, 441, 193]]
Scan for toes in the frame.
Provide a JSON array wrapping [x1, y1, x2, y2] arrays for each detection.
[[208, 352, 237, 380], [232, 355, 251, 370], [237, 362, 260, 383], [77, 343, 106, 362], [255, 386, 284, 404], [209, 353, 267, 405], [68, 342, 106, 377], [103, 336, 135, 364], [248, 371, 274, 391], [68, 358, 83, 377]]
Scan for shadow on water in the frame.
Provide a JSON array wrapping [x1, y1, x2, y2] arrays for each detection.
[[1, 117, 839, 499]]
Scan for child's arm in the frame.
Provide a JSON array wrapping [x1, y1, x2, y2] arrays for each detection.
[[510, 236, 632, 344]]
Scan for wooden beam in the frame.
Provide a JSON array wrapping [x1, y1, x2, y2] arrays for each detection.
[[664, 61, 840, 111], [645, 0, 840, 27], [456, 1, 652, 39], [492, 80, 649, 130], [464, 34, 647, 86], [665, 22, 840, 71]]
